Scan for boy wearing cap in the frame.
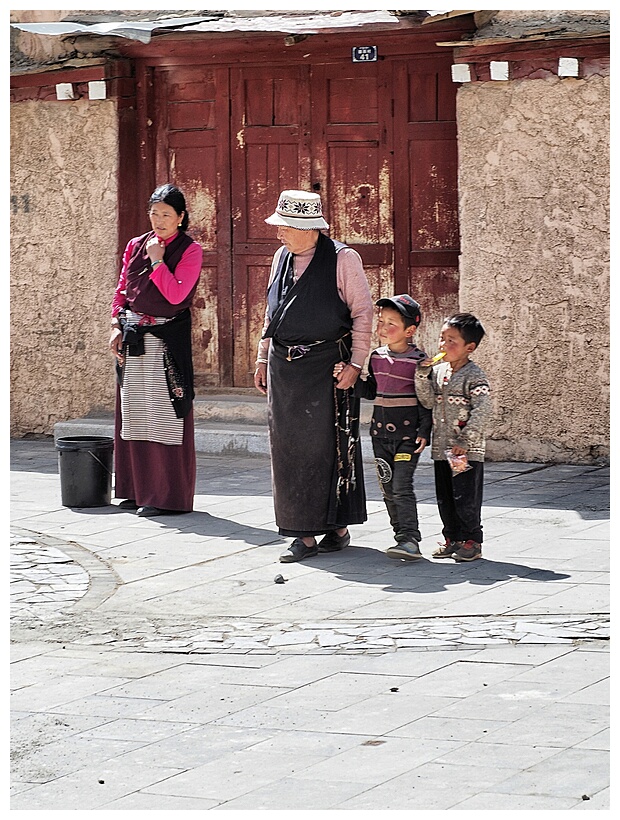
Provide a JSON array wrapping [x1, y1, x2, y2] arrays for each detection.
[[338, 294, 432, 560]]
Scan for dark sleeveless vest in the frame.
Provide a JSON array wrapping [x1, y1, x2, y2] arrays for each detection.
[[125, 230, 196, 318], [263, 231, 352, 345]]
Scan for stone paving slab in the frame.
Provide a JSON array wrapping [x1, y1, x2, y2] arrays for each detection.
[[10, 642, 610, 810], [10, 438, 610, 810]]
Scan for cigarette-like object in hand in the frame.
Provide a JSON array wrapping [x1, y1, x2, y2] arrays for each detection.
[[431, 352, 446, 364]]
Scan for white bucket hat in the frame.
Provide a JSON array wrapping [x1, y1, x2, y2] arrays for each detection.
[[265, 189, 329, 230]]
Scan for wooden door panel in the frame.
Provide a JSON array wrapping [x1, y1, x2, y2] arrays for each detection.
[[409, 136, 459, 252], [231, 65, 311, 386], [154, 65, 230, 387], [243, 137, 304, 242], [393, 56, 460, 354], [312, 61, 393, 331]]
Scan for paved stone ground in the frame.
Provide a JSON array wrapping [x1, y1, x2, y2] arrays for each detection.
[[10, 438, 610, 810]]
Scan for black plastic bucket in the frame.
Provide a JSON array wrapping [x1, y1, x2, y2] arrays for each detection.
[[56, 436, 114, 508]]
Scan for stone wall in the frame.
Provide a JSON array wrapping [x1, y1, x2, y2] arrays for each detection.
[[457, 74, 609, 463], [10, 99, 119, 436]]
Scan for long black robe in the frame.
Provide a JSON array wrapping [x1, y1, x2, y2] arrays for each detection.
[[264, 232, 367, 537]]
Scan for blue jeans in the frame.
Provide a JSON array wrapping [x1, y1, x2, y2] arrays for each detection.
[[372, 438, 422, 543]]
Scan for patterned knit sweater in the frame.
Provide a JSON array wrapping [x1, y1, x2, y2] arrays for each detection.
[[415, 359, 491, 461]]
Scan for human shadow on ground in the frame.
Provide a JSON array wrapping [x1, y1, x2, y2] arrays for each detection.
[[71, 505, 284, 548], [305, 544, 573, 595]]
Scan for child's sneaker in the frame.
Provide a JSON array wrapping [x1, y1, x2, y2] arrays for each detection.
[[432, 540, 460, 559], [453, 540, 482, 562], [386, 541, 423, 561]]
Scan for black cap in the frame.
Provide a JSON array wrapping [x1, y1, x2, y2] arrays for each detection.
[[376, 294, 422, 326]]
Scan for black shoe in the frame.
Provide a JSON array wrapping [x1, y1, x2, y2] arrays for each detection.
[[317, 530, 350, 553], [118, 499, 138, 510], [279, 538, 319, 563]]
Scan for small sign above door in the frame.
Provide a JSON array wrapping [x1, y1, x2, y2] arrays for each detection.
[[352, 45, 378, 62]]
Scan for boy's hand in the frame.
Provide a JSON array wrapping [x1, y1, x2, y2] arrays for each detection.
[[451, 445, 467, 456], [414, 437, 427, 454], [420, 352, 446, 367]]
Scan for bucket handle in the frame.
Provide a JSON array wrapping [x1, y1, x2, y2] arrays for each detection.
[[87, 449, 114, 477]]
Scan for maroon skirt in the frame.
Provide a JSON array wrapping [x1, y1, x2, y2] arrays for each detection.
[[113, 390, 196, 511]]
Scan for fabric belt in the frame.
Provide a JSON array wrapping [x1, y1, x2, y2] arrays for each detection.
[[275, 332, 352, 363]]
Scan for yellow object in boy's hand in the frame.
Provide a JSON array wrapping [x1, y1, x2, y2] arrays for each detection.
[[421, 351, 446, 367]]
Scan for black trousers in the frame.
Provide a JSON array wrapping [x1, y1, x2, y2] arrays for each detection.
[[372, 438, 422, 543], [434, 458, 484, 544]]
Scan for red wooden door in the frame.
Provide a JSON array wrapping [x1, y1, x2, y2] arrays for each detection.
[[229, 65, 312, 387], [150, 50, 459, 387]]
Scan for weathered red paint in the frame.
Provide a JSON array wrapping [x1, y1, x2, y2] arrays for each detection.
[[116, 24, 475, 387]]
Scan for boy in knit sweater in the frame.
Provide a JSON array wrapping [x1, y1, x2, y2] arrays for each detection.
[[415, 313, 491, 562], [336, 294, 432, 560]]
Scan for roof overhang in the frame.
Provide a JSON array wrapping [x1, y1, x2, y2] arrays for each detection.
[[10, 11, 437, 45]]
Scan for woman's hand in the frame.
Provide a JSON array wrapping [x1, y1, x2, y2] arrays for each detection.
[[109, 327, 123, 365], [335, 362, 360, 390], [146, 235, 165, 263], [254, 362, 267, 395]]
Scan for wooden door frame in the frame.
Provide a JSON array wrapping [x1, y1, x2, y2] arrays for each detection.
[[392, 54, 459, 295]]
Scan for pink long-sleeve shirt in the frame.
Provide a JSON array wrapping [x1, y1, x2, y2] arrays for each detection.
[[256, 242, 374, 368], [111, 232, 203, 317]]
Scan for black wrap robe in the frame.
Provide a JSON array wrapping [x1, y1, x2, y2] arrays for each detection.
[[263, 232, 367, 536]]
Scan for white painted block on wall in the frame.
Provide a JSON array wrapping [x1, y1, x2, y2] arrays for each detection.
[[88, 81, 107, 100], [55, 83, 75, 100], [451, 63, 472, 83], [490, 61, 510, 81], [558, 57, 579, 77]]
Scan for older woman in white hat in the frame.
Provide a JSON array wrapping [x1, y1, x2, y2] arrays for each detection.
[[255, 190, 374, 562]]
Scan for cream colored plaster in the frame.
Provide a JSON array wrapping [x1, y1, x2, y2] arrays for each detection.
[[457, 75, 609, 463], [10, 99, 119, 436]]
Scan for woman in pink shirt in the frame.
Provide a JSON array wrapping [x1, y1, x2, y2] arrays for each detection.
[[109, 184, 203, 516]]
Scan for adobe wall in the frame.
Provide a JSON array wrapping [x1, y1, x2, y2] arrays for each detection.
[[457, 74, 610, 463], [10, 99, 118, 436]]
